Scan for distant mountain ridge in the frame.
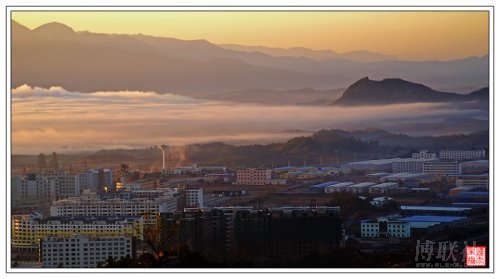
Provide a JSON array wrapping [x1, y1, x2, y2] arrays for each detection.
[[332, 77, 489, 106], [220, 44, 399, 62], [11, 128, 488, 170], [12, 20, 489, 97]]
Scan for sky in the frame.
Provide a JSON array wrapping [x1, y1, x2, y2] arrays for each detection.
[[12, 11, 488, 61]]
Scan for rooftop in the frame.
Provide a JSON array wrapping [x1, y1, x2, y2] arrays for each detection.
[[384, 172, 429, 179], [367, 172, 391, 177], [348, 158, 402, 166], [309, 181, 338, 188], [326, 182, 353, 188], [400, 205, 471, 212], [349, 182, 376, 188], [447, 173, 489, 178], [397, 215, 467, 223], [371, 182, 399, 188], [461, 160, 488, 164]]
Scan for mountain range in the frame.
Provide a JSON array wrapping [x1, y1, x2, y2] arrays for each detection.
[[219, 44, 399, 62], [332, 77, 489, 106], [12, 128, 489, 170], [12, 20, 488, 100]]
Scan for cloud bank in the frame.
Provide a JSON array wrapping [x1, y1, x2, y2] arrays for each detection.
[[12, 85, 486, 154]]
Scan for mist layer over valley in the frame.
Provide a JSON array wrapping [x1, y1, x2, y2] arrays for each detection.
[[12, 84, 488, 155]]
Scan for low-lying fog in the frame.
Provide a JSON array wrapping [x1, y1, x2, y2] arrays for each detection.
[[12, 85, 488, 154]]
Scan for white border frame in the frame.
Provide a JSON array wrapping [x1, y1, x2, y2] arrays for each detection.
[[1, 3, 496, 276]]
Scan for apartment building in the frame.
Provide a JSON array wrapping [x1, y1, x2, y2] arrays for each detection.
[[11, 213, 144, 250], [50, 195, 177, 219], [185, 188, 204, 208], [235, 169, 272, 185], [40, 235, 136, 268]]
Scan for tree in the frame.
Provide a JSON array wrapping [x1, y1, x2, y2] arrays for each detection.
[[139, 213, 178, 267]]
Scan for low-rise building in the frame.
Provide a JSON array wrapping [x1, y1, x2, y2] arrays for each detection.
[[361, 217, 410, 238], [423, 160, 461, 176], [460, 160, 489, 174], [412, 150, 437, 160], [324, 182, 354, 193], [439, 149, 486, 160], [348, 158, 402, 172], [449, 186, 475, 195], [369, 182, 399, 194], [392, 159, 427, 174], [396, 215, 468, 229], [235, 169, 272, 185], [448, 174, 489, 189], [381, 172, 433, 187], [40, 235, 136, 268], [347, 182, 376, 194], [370, 197, 393, 207]]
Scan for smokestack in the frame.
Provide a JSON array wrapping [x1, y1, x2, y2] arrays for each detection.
[[158, 145, 169, 171]]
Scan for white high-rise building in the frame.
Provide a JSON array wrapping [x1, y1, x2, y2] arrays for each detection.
[[12, 172, 81, 204], [185, 188, 204, 208], [78, 169, 113, 192]]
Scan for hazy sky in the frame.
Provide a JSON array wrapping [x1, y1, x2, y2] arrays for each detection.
[[12, 11, 488, 61]]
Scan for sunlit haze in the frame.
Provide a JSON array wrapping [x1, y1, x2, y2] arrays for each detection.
[[12, 84, 486, 154], [12, 11, 488, 61]]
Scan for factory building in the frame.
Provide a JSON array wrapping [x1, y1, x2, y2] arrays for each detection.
[[324, 182, 354, 193], [399, 205, 472, 217], [347, 182, 376, 194], [369, 182, 399, 194], [381, 173, 433, 188], [348, 158, 402, 172]]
